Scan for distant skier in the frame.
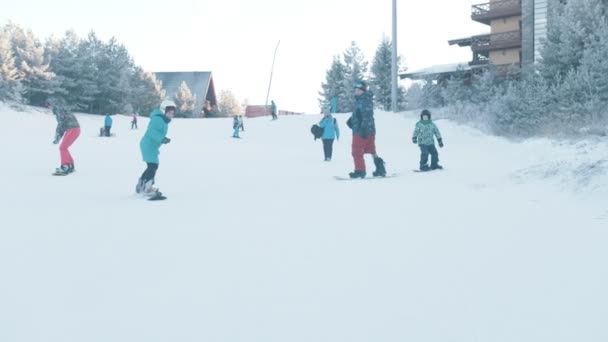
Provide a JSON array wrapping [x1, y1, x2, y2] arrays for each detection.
[[136, 100, 175, 197], [412, 109, 444, 171], [131, 112, 138, 129], [239, 115, 245, 131], [104, 113, 112, 137], [347, 81, 386, 178], [232, 116, 241, 138], [319, 107, 340, 161], [50, 104, 80, 175], [271, 100, 278, 120]]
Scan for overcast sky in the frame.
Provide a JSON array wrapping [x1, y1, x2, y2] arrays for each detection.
[[1, 0, 489, 113]]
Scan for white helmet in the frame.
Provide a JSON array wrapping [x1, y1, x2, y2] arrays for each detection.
[[160, 99, 176, 111]]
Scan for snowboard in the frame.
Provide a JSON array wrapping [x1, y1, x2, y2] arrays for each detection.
[[413, 168, 444, 173], [147, 191, 167, 201], [334, 173, 400, 181], [52, 171, 69, 176]]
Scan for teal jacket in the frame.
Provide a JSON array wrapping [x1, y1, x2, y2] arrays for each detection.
[[413, 120, 442, 145], [140, 109, 170, 163], [319, 115, 340, 140], [104, 115, 112, 127]]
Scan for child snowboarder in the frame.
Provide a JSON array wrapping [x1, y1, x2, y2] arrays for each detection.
[[412, 109, 444, 171], [319, 107, 340, 161], [135, 100, 175, 198], [51, 104, 80, 175], [232, 116, 241, 138]]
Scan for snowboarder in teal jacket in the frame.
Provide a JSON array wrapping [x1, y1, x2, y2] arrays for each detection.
[[136, 101, 175, 195], [412, 109, 444, 171]]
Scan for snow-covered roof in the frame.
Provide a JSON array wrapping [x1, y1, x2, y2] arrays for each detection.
[[400, 62, 472, 80], [154, 71, 217, 117]]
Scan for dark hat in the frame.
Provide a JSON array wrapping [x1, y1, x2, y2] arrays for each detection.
[[420, 109, 431, 120], [354, 81, 368, 91]]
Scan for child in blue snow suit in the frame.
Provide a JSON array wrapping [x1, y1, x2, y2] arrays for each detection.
[[136, 101, 175, 195], [319, 107, 340, 161], [232, 116, 241, 138], [412, 109, 444, 171]]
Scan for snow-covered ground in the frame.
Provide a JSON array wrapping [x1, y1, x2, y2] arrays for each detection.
[[1, 102, 607, 342]]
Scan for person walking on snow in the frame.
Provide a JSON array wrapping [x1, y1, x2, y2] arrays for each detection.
[[412, 109, 444, 171], [232, 115, 241, 138], [136, 100, 175, 196], [50, 104, 80, 175], [104, 113, 112, 137], [347, 81, 386, 178], [319, 107, 340, 161]]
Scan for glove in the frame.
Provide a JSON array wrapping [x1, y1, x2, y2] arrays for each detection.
[[438, 139, 444, 148], [162, 137, 171, 144], [412, 137, 417, 144], [52, 139, 59, 144]]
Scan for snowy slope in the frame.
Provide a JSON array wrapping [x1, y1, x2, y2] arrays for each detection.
[[1, 102, 607, 342]]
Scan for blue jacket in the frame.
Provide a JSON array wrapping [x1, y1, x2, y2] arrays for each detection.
[[319, 115, 340, 140], [140, 109, 170, 163], [104, 115, 112, 127], [350, 91, 375, 137]]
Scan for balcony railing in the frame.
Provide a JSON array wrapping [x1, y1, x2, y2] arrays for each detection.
[[472, 0, 522, 25], [471, 30, 521, 52]]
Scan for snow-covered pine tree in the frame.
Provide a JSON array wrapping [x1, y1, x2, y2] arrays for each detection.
[[343, 41, 368, 112], [0, 25, 22, 101], [370, 37, 393, 111], [129, 68, 164, 117], [173, 81, 197, 117], [319, 55, 348, 112], [217, 89, 241, 117], [5, 22, 56, 106]]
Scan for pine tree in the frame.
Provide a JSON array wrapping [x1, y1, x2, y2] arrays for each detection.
[[343, 41, 368, 112], [370, 37, 405, 111], [319, 55, 348, 112], [173, 81, 197, 117], [0, 25, 22, 101], [130, 68, 164, 117], [5, 22, 56, 106], [217, 89, 241, 117]]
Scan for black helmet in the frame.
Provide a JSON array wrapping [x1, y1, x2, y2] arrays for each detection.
[[420, 109, 431, 120]]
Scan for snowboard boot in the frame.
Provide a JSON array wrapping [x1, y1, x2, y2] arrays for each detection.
[[430, 164, 443, 170], [67, 164, 75, 173], [372, 156, 386, 177], [349, 170, 366, 179], [54, 164, 70, 175], [419, 164, 430, 172], [142, 179, 159, 196], [135, 178, 145, 194]]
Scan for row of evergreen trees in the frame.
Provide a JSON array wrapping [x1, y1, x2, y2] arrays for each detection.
[[0, 22, 167, 116], [409, 0, 608, 137], [319, 39, 407, 113]]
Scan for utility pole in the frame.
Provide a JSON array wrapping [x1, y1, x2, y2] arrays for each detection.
[[265, 40, 280, 116], [391, 0, 399, 112]]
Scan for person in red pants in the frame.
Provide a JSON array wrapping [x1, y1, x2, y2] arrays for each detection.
[[50, 104, 80, 175], [346, 81, 386, 178]]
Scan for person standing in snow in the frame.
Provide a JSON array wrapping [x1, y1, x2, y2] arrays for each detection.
[[319, 107, 340, 161], [347, 81, 386, 178], [131, 112, 138, 129], [412, 109, 444, 171], [50, 104, 80, 175], [270, 100, 278, 120], [104, 113, 113, 137], [239, 115, 245, 132], [136, 100, 175, 196], [232, 115, 241, 138]]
